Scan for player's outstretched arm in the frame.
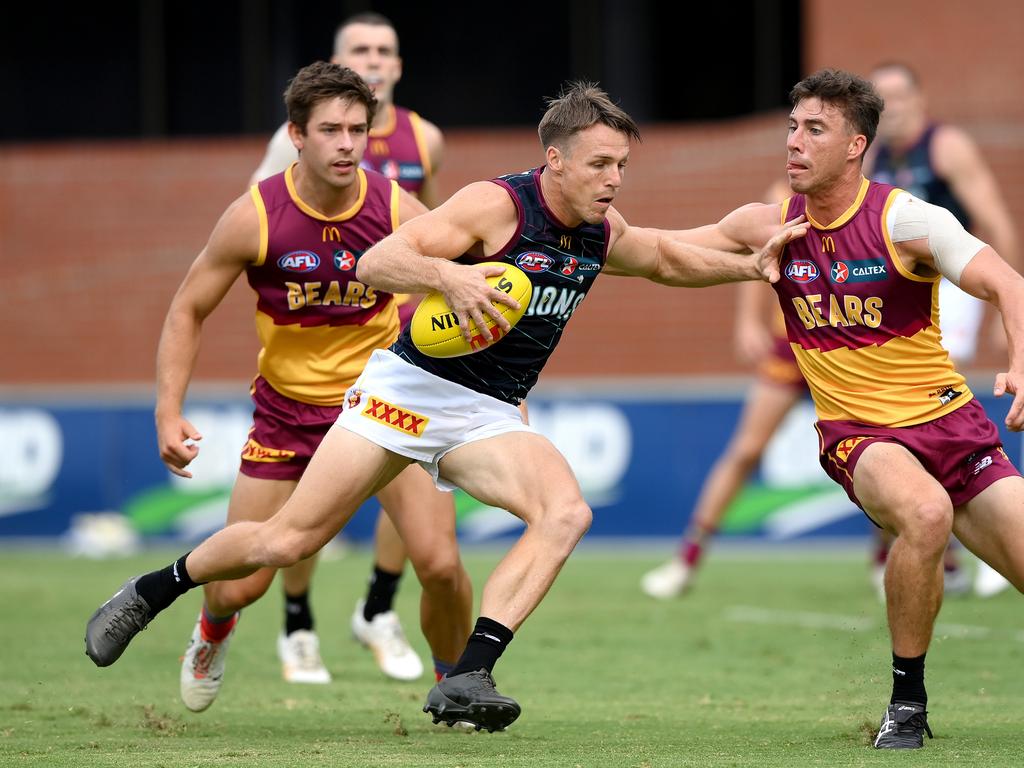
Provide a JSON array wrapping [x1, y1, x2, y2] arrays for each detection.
[[358, 181, 522, 340], [155, 193, 259, 477], [957, 248, 1024, 430], [604, 204, 806, 287]]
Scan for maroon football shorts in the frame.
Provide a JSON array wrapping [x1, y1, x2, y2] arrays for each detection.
[[757, 335, 808, 392], [238, 376, 343, 481], [817, 398, 1020, 520]]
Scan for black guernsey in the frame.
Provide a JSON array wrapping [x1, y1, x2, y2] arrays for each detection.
[[392, 167, 609, 404], [871, 123, 971, 229]]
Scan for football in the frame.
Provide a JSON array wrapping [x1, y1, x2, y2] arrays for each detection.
[[410, 262, 533, 358]]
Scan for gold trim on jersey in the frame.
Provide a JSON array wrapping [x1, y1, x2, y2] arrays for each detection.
[[793, 323, 971, 427], [250, 185, 269, 266], [408, 111, 432, 178], [284, 165, 367, 222], [388, 180, 401, 232], [253, 303, 399, 406], [881, 188, 939, 283], [370, 104, 397, 137], [779, 196, 791, 224], [806, 177, 870, 230]]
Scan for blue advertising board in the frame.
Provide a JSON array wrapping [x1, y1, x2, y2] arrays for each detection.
[[2, 387, 1021, 547]]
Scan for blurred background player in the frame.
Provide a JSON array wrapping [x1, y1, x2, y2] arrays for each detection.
[[250, 12, 447, 679]]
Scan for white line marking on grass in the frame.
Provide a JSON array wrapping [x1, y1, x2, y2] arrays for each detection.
[[725, 606, 1013, 641]]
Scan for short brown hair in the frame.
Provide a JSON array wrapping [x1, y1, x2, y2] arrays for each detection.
[[789, 69, 884, 148], [284, 61, 377, 134], [333, 12, 398, 56], [538, 81, 641, 150]]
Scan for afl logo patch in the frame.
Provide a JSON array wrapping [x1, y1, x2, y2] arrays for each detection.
[[278, 251, 320, 273], [785, 260, 819, 283], [516, 251, 553, 272], [333, 250, 357, 271]]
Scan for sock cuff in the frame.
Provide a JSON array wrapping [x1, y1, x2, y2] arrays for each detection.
[[474, 616, 514, 646]]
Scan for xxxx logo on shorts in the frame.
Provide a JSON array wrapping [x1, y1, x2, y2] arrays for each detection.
[[361, 396, 429, 437], [241, 438, 296, 463], [834, 436, 869, 464]]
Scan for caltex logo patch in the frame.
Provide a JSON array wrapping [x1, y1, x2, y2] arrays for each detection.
[[829, 258, 887, 283]]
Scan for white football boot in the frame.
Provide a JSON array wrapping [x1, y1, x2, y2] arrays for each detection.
[[351, 599, 423, 681], [974, 560, 1012, 598], [180, 614, 237, 712], [277, 630, 332, 684], [641, 559, 693, 599]]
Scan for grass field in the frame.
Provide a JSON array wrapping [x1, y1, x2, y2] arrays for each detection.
[[1, 544, 1022, 767]]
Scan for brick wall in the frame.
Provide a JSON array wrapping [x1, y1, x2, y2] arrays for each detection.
[[4, 2, 1023, 386]]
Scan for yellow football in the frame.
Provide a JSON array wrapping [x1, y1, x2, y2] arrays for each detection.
[[410, 263, 533, 358]]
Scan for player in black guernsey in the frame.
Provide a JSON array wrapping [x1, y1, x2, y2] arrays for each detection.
[[393, 167, 607, 404], [86, 81, 805, 733]]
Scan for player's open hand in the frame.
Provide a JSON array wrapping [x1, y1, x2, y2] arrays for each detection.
[[156, 414, 203, 478], [441, 262, 521, 344], [757, 215, 808, 282], [994, 370, 1024, 431]]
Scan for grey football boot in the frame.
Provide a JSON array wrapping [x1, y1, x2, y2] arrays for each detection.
[[85, 576, 152, 666], [423, 669, 521, 732]]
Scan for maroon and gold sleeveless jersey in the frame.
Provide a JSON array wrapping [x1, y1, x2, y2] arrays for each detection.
[[361, 105, 431, 197], [774, 177, 971, 426], [248, 166, 401, 405]]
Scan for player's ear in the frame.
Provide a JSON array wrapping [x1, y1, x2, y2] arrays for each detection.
[[546, 145, 563, 172], [848, 134, 867, 161], [287, 121, 306, 151]]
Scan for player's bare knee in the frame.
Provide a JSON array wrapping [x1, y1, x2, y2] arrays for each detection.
[[728, 439, 764, 472], [536, 498, 592, 547], [209, 573, 273, 612], [900, 499, 953, 551], [259, 528, 309, 569], [409, 549, 461, 593]]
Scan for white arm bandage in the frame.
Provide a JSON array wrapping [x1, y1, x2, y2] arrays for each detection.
[[251, 123, 298, 182], [886, 192, 987, 285]]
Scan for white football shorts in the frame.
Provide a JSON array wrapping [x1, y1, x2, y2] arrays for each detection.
[[334, 349, 535, 491]]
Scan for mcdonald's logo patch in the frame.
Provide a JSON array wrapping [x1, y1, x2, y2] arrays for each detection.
[[241, 439, 296, 463], [322, 226, 341, 242], [278, 251, 320, 273], [821, 235, 836, 253], [559, 234, 573, 250], [361, 397, 429, 437]]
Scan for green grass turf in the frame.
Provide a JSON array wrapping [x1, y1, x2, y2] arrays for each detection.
[[1, 545, 1022, 767]]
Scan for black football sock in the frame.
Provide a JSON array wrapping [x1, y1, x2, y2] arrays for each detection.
[[448, 617, 514, 677], [135, 553, 203, 620], [891, 652, 927, 705], [284, 590, 314, 635], [363, 565, 402, 621]]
